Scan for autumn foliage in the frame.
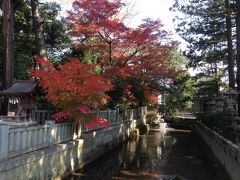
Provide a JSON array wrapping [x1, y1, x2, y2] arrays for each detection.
[[31, 57, 112, 126], [67, 0, 177, 107], [31, 0, 178, 126]]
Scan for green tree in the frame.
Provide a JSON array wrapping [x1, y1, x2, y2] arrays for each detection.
[[171, 0, 233, 90], [2, 0, 14, 88], [0, 0, 70, 80], [165, 73, 195, 117], [236, 0, 240, 115], [40, 2, 70, 64], [14, 0, 35, 79], [31, 0, 47, 63], [67, 0, 177, 109], [1, 0, 14, 115], [163, 50, 194, 117]]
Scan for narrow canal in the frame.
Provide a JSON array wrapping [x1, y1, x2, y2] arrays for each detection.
[[67, 129, 230, 180]]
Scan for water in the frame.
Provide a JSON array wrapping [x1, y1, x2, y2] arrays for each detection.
[[67, 129, 229, 180]]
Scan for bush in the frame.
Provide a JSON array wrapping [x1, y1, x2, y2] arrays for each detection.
[[196, 111, 236, 130]]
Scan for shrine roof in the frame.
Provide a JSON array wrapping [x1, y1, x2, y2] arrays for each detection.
[[0, 80, 37, 96]]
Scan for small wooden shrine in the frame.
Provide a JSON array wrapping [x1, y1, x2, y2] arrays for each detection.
[[0, 80, 37, 122]]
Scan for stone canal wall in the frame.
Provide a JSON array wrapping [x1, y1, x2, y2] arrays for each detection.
[[0, 108, 146, 179], [196, 123, 240, 180]]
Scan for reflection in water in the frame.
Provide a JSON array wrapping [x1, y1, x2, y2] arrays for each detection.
[[67, 130, 179, 180], [67, 128, 229, 180]]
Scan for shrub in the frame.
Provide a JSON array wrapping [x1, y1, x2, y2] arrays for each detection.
[[196, 111, 236, 130]]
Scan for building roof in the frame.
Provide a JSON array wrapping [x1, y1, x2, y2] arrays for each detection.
[[0, 80, 37, 96]]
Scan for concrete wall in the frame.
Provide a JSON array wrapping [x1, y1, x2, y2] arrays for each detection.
[[0, 119, 139, 179], [196, 123, 240, 180]]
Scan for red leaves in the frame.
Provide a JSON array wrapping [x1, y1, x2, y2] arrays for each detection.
[[66, 0, 178, 105], [144, 92, 159, 105], [85, 117, 110, 129], [79, 106, 92, 114], [52, 111, 71, 121], [31, 58, 112, 124], [67, 0, 126, 38], [30, 0, 179, 125]]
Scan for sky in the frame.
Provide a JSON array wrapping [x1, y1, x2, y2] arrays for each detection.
[[57, 0, 176, 35], [127, 0, 175, 30], [45, 0, 194, 73], [56, 0, 187, 47], [129, 0, 185, 45]]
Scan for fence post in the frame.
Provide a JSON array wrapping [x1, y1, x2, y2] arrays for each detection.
[[133, 109, 137, 119], [108, 109, 111, 123], [77, 125, 82, 138], [0, 124, 9, 160], [95, 109, 99, 117], [123, 110, 127, 122], [139, 107, 142, 118], [128, 110, 131, 121], [116, 108, 119, 123], [140, 107, 147, 124], [46, 121, 56, 147], [130, 109, 133, 120]]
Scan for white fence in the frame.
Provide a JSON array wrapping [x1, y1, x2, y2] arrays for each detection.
[[34, 108, 145, 125], [0, 122, 74, 160], [0, 107, 146, 160], [7, 125, 49, 158]]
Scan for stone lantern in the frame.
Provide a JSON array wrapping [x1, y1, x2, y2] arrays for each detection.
[[222, 89, 238, 116]]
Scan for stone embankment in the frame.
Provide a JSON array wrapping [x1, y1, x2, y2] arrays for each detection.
[[0, 107, 146, 179], [196, 123, 240, 180]]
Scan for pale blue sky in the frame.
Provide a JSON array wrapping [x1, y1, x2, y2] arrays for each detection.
[[50, 0, 175, 31], [46, 0, 192, 70], [45, 0, 186, 48], [129, 0, 175, 30]]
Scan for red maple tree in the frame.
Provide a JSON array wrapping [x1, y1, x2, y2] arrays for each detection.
[[31, 57, 112, 126], [67, 0, 178, 106]]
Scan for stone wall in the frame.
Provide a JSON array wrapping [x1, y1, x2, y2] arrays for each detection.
[[0, 120, 139, 179], [196, 123, 240, 180]]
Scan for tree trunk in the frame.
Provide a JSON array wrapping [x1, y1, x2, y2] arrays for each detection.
[[109, 42, 112, 65], [2, 0, 14, 88], [2, 0, 14, 115], [214, 62, 219, 96], [225, 0, 235, 89], [236, 0, 240, 115], [31, 0, 47, 66]]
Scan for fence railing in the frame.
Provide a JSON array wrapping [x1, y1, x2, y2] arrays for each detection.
[[35, 110, 54, 124], [7, 125, 49, 158], [0, 107, 146, 160], [196, 123, 240, 180], [94, 109, 117, 123], [0, 121, 76, 160]]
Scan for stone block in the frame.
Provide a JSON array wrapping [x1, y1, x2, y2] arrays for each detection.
[[0, 117, 142, 179], [0, 171, 7, 180]]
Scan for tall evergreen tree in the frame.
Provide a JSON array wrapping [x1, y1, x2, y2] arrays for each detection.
[[225, 0, 235, 88], [0, 0, 69, 79], [171, 0, 234, 91], [235, 0, 240, 115], [31, 0, 47, 69], [2, 0, 14, 88], [1, 0, 14, 115]]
